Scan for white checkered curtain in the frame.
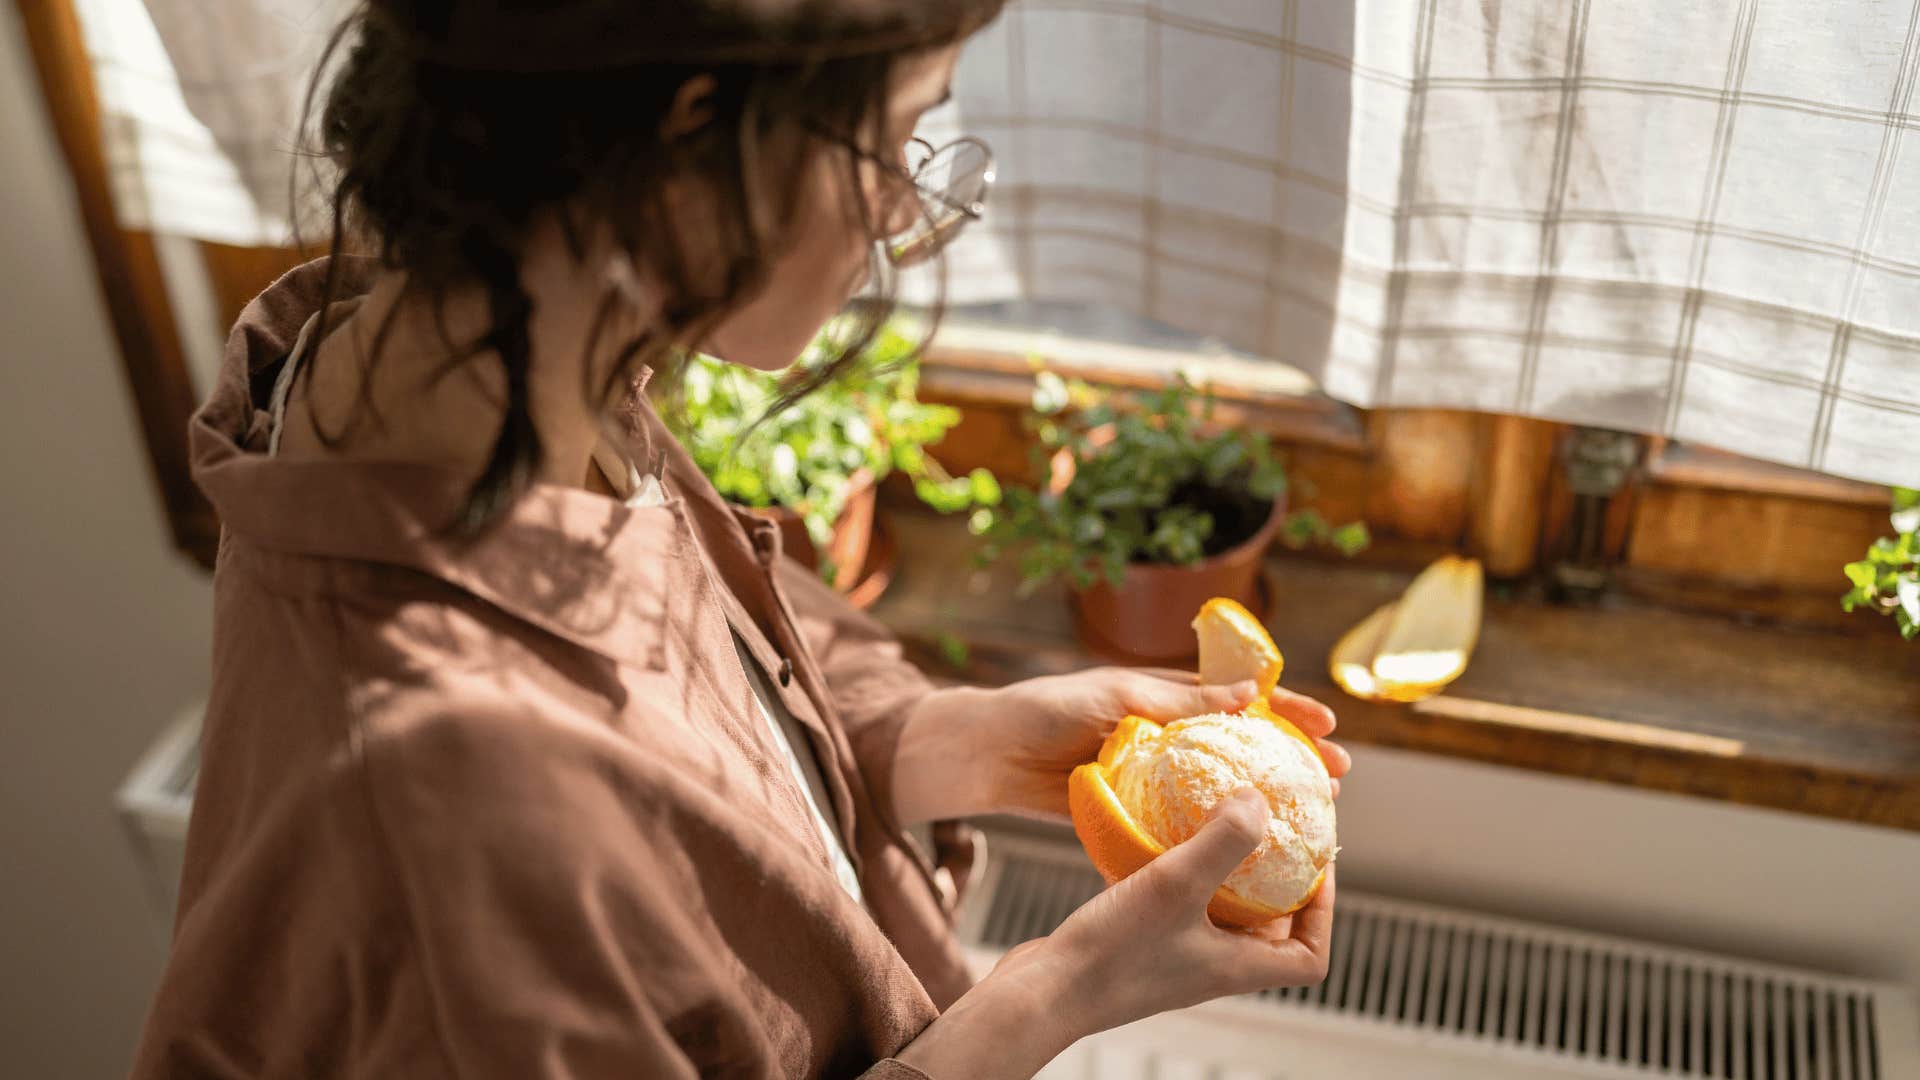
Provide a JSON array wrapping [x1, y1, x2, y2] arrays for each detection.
[[912, 0, 1920, 488], [79, 0, 1919, 486]]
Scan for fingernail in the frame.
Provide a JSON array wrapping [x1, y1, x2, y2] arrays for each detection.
[[1230, 787, 1267, 813], [1229, 680, 1257, 702]]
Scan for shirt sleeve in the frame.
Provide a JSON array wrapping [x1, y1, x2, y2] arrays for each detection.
[[359, 701, 932, 1079]]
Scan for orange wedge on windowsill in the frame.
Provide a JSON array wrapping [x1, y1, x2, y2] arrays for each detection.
[[1328, 555, 1484, 703], [1068, 597, 1336, 927]]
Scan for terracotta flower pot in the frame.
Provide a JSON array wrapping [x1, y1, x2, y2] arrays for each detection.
[[1070, 495, 1285, 663], [751, 469, 878, 595]]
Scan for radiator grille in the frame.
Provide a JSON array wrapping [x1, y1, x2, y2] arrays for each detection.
[[968, 845, 1888, 1080]]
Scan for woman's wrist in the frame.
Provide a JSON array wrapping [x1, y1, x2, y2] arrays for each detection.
[[894, 941, 1082, 1077], [891, 683, 1009, 826]]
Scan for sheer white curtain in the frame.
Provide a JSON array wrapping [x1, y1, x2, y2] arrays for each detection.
[[80, 0, 1920, 487]]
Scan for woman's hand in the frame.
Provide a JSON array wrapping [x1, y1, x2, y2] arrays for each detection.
[[893, 668, 1351, 826], [981, 667, 1351, 816], [894, 791, 1337, 1077]]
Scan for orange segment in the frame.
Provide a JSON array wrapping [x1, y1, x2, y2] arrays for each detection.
[[1244, 698, 1331, 773], [1192, 597, 1284, 693]]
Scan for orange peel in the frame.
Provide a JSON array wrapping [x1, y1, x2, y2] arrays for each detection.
[[1192, 597, 1284, 694], [1326, 556, 1484, 704]]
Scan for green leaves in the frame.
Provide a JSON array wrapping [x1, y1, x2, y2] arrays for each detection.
[[1842, 486, 1919, 641], [1280, 510, 1373, 556], [1330, 521, 1373, 557], [969, 468, 1002, 506], [973, 372, 1369, 593], [1202, 437, 1246, 484], [935, 631, 971, 669], [665, 318, 994, 578], [915, 467, 1000, 515], [1844, 560, 1879, 591], [1147, 505, 1213, 564]]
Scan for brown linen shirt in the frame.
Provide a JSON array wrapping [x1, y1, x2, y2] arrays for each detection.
[[130, 257, 975, 1079]]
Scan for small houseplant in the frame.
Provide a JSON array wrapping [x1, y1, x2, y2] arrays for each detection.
[[972, 372, 1366, 660], [1843, 486, 1918, 640], [670, 319, 996, 603]]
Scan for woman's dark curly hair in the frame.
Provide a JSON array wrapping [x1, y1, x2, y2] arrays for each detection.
[[297, 0, 1004, 531]]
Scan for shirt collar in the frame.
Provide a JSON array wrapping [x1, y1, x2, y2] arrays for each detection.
[[192, 256, 685, 672]]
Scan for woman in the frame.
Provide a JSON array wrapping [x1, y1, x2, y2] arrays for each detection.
[[133, 1, 1350, 1076]]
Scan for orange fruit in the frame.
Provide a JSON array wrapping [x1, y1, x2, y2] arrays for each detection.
[[1069, 700, 1334, 927], [1192, 597, 1284, 694]]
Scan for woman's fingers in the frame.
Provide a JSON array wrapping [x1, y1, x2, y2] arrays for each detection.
[[1131, 666, 1201, 683], [1204, 869, 1337, 995], [1110, 673, 1340, 756], [1238, 869, 1337, 987], [1123, 672, 1258, 720], [1265, 686, 1337, 737], [1145, 788, 1267, 908], [1314, 737, 1352, 779], [1290, 867, 1335, 955]]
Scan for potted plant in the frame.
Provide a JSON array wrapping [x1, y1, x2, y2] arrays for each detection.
[[668, 320, 996, 607], [973, 372, 1367, 660]]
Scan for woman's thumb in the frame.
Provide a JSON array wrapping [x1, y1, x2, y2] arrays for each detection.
[[1151, 788, 1269, 903]]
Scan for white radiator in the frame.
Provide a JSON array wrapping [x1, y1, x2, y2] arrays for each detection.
[[115, 704, 200, 923], [956, 830, 1920, 1080]]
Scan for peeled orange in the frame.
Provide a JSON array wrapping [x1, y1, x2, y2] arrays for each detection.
[[1069, 597, 1335, 927], [1069, 704, 1334, 926]]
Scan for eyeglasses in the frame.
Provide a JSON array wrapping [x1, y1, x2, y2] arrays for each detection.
[[810, 125, 996, 268], [886, 136, 995, 268]]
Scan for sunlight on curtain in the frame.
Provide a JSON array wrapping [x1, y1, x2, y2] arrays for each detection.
[[85, 0, 1920, 487], [911, 0, 1920, 487]]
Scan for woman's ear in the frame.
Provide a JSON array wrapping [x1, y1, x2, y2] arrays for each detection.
[[662, 74, 718, 142]]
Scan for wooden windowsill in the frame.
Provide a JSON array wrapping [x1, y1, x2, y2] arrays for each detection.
[[1646, 443, 1891, 507], [869, 505, 1920, 833]]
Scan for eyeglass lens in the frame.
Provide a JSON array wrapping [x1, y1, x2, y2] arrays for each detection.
[[888, 138, 994, 268]]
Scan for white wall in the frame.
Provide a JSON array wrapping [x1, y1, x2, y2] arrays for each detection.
[[1336, 745, 1920, 987], [0, 8, 214, 1077]]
